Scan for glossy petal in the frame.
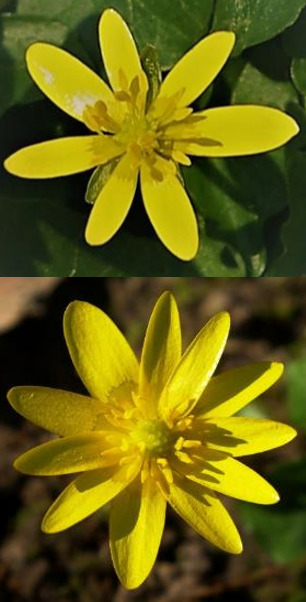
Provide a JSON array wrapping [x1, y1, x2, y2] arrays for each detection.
[[26, 43, 119, 123], [110, 476, 166, 589], [168, 475, 242, 554], [140, 160, 198, 261], [14, 432, 114, 475], [201, 417, 297, 457], [156, 32, 235, 109], [100, 9, 145, 92], [139, 292, 181, 415], [193, 457, 279, 504], [195, 362, 284, 417], [166, 106, 299, 157], [85, 153, 138, 246], [42, 461, 140, 533], [160, 312, 230, 420], [7, 386, 105, 436], [4, 136, 123, 179], [63, 301, 139, 402]]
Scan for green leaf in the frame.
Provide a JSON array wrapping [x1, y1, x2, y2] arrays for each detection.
[[231, 43, 301, 273], [0, 15, 68, 116], [183, 152, 287, 277], [287, 356, 306, 430], [291, 58, 306, 97], [0, 191, 246, 277], [232, 42, 299, 111], [212, 0, 306, 56], [241, 504, 306, 564], [240, 458, 306, 564], [282, 7, 306, 58], [0, 0, 12, 10], [266, 105, 306, 276], [15, 0, 215, 70]]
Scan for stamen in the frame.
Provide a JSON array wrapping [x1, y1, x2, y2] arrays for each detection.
[[182, 439, 202, 449], [130, 76, 140, 100], [174, 436, 185, 451], [173, 416, 194, 431], [141, 457, 150, 483], [171, 150, 191, 166], [118, 68, 129, 91], [114, 90, 131, 103], [174, 450, 194, 464], [159, 107, 193, 128], [83, 101, 119, 134], [150, 459, 170, 496], [156, 458, 173, 484]]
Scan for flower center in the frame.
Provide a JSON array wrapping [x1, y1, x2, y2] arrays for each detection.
[[130, 419, 171, 457], [115, 114, 158, 158]]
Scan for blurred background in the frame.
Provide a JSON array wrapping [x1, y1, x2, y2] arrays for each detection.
[[0, 276, 305, 602]]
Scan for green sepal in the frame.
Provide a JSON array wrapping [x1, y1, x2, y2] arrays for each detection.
[[85, 157, 121, 205], [141, 44, 162, 109], [176, 165, 186, 188]]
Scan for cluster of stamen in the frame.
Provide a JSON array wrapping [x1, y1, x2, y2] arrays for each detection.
[[96, 388, 222, 496], [82, 68, 204, 181]]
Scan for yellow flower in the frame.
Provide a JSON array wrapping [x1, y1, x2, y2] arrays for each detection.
[[4, 10, 299, 261], [8, 293, 296, 588]]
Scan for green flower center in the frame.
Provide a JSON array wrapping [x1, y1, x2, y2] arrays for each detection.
[[130, 419, 171, 456], [115, 114, 158, 156]]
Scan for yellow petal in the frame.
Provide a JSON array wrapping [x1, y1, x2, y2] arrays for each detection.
[[4, 136, 123, 179], [201, 417, 297, 457], [193, 457, 279, 504], [140, 160, 198, 261], [63, 301, 139, 402], [7, 386, 105, 436], [166, 106, 299, 156], [26, 43, 120, 124], [139, 292, 181, 415], [42, 461, 140, 533], [156, 32, 235, 110], [168, 475, 242, 554], [100, 9, 145, 93], [195, 362, 284, 418], [85, 153, 138, 246], [160, 312, 230, 420], [110, 476, 166, 589], [14, 432, 114, 475]]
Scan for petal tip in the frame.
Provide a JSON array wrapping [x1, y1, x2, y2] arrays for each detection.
[[84, 226, 103, 247], [231, 538, 243, 555], [13, 455, 30, 475], [265, 487, 280, 505], [3, 154, 18, 176], [6, 387, 16, 405], [273, 490, 280, 504], [26, 41, 56, 67], [174, 239, 199, 262], [282, 112, 300, 140], [283, 424, 298, 444], [63, 300, 85, 323], [100, 7, 124, 30], [212, 30, 236, 52], [271, 361, 284, 379], [41, 516, 55, 534], [216, 311, 231, 329]]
